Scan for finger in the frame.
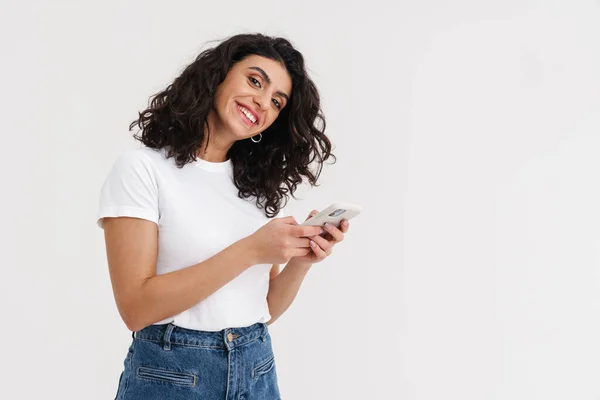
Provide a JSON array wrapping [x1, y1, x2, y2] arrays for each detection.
[[292, 237, 312, 248], [291, 225, 325, 238], [309, 239, 327, 258], [282, 216, 299, 225], [311, 234, 333, 255], [292, 247, 312, 257], [339, 219, 350, 233], [304, 210, 319, 222], [323, 222, 345, 242]]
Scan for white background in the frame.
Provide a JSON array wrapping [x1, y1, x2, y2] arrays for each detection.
[[1, 1, 599, 399]]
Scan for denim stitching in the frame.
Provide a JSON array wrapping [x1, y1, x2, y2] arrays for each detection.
[[252, 355, 275, 379], [135, 335, 262, 349], [135, 338, 224, 349], [136, 366, 197, 387]]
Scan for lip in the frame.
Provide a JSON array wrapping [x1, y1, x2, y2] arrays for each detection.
[[235, 101, 260, 125]]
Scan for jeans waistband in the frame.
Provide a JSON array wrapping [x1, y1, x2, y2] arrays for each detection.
[[133, 322, 268, 351]]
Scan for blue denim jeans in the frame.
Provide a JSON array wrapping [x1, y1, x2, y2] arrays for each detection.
[[114, 322, 281, 400]]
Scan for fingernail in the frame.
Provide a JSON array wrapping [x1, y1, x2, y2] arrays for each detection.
[[310, 240, 316, 247], [324, 223, 332, 230]]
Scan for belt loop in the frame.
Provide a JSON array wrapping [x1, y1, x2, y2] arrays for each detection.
[[260, 322, 268, 342], [163, 323, 175, 351]]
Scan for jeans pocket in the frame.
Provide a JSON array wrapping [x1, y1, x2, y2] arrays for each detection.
[[137, 366, 197, 386], [252, 354, 275, 379]]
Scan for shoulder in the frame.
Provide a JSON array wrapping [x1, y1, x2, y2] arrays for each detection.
[[113, 146, 162, 170]]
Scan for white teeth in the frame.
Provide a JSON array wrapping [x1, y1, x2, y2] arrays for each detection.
[[237, 105, 257, 123]]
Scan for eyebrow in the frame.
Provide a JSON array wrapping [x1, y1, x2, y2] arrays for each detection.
[[247, 66, 290, 103]]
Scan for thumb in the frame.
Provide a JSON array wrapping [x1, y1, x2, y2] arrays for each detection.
[[305, 210, 319, 222]]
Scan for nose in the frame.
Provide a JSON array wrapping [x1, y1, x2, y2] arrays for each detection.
[[253, 92, 270, 111]]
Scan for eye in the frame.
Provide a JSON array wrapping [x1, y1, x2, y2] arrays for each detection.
[[272, 99, 281, 109], [249, 76, 261, 88]]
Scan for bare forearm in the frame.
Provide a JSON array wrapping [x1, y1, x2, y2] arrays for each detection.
[[124, 237, 257, 331], [266, 260, 312, 326]]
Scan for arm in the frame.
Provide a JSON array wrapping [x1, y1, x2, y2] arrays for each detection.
[[264, 213, 352, 326], [265, 259, 312, 326], [103, 216, 258, 332]]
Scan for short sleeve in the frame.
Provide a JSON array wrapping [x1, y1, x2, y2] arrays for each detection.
[[96, 149, 159, 229]]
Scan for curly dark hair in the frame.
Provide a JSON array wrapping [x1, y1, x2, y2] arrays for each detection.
[[129, 33, 335, 218]]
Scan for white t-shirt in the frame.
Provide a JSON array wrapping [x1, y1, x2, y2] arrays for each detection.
[[97, 146, 283, 331]]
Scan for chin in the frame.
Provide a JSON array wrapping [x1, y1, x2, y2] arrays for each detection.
[[229, 122, 255, 141], [228, 107, 259, 139]]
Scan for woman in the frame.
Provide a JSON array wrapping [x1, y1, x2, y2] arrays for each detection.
[[97, 33, 351, 400]]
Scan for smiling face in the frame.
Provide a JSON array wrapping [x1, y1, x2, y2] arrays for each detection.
[[210, 54, 293, 142]]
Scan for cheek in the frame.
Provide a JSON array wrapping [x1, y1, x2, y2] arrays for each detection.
[[213, 84, 230, 108], [217, 97, 234, 118], [264, 111, 281, 128]]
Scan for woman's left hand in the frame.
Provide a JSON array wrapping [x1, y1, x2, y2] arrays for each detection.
[[289, 210, 350, 266]]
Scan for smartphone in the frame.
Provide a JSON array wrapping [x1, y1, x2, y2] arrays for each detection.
[[300, 202, 362, 236]]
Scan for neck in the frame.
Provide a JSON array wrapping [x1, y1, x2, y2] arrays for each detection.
[[197, 110, 235, 162]]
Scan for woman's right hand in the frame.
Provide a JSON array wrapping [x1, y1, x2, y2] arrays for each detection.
[[248, 216, 325, 265]]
